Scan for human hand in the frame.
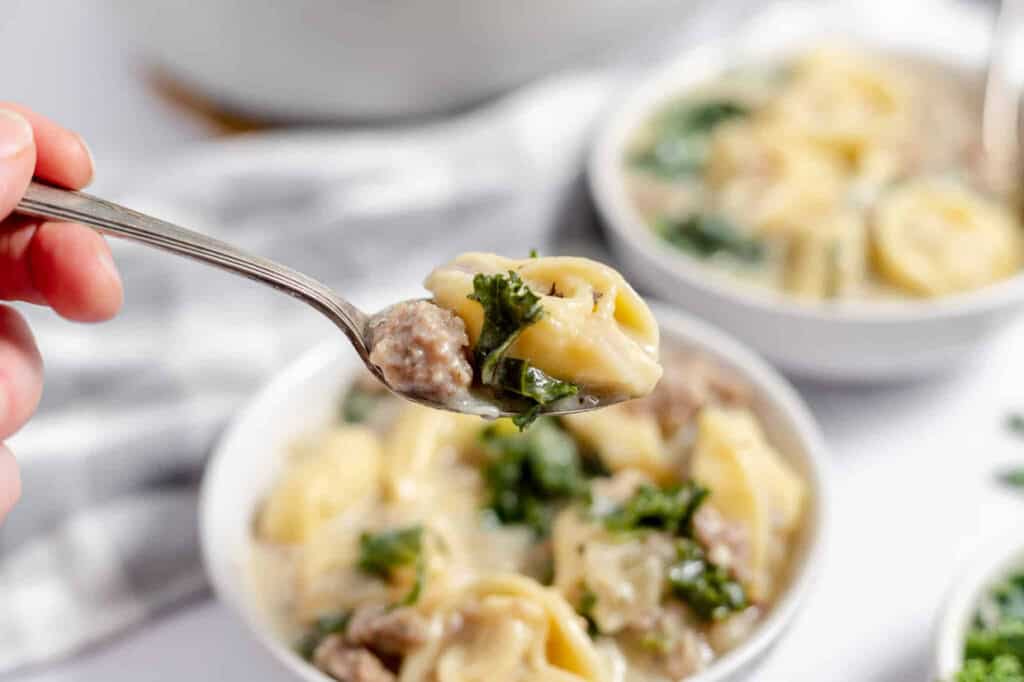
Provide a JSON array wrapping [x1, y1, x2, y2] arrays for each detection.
[[0, 104, 123, 523]]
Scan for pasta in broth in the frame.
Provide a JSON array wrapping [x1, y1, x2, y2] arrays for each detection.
[[625, 48, 1024, 302], [249, 349, 807, 682]]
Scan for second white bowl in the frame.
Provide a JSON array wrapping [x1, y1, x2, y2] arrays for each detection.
[[589, 1, 1024, 382]]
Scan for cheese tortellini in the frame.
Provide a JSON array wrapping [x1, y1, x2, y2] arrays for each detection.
[[425, 252, 662, 398], [873, 179, 1024, 296], [401, 575, 603, 682], [626, 47, 1024, 302]]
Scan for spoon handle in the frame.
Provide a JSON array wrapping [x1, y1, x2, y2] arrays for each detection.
[[15, 180, 371, 357]]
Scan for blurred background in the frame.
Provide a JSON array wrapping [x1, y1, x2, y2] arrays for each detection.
[[2, 1, 1022, 682]]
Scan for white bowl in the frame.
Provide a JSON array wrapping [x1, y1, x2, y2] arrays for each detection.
[[589, 0, 1024, 382], [934, 536, 1024, 680], [199, 303, 829, 682], [109, 0, 756, 121]]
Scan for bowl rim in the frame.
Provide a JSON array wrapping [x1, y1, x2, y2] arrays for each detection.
[[933, 534, 1024, 679], [588, 0, 1024, 326], [198, 301, 831, 682]]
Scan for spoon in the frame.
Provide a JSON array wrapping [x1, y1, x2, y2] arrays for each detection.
[[15, 181, 617, 419], [980, 0, 1024, 197]]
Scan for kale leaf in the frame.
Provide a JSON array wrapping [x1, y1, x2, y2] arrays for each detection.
[[467, 271, 579, 429], [603, 483, 709, 536], [957, 656, 1024, 682], [659, 214, 764, 264], [481, 418, 587, 536], [492, 358, 579, 406], [358, 525, 426, 605], [1007, 413, 1024, 437], [577, 587, 600, 636], [1000, 469, 1024, 489], [296, 612, 351, 660], [667, 538, 748, 621], [631, 99, 749, 178], [340, 383, 383, 424], [967, 621, 1024, 663]]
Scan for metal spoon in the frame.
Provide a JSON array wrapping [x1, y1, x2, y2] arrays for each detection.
[[15, 181, 617, 419], [980, 0, 1024, 197]]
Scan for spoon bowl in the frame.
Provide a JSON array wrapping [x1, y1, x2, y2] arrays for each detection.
[[16, 181, 620, 420]]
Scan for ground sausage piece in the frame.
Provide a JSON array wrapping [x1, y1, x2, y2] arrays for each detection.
[[312, 635, 395, 682], [626, 350, 750, 436], [368, 301, 473, 403], [693, 505, 752, 587], [345, 605, 430, 657]]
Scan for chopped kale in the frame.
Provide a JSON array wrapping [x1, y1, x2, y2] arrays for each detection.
[[957, 656, 1024, 682], [631, 99, 749, 178], [577, 587, 600, 636], [1007, 413, 1024, 437], [1000, 469, 1024, 490], [358, 526, 426, 605], [481, 418, 587, 536], [467, 271, 579, 429], [603, 483, 709, 536], [659, 214, 764, 264], [492, 358, 579, 407], [967, 621, 1024, 663], [959, 571, 1024, 680], [341, 384, 383, 423], [667, 538, 748, 621], [296, 612, 351, 660]]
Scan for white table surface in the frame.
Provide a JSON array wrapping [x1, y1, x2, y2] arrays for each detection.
[[5, 1, 1023, 681]]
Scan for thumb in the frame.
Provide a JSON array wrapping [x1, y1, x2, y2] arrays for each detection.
[[0, 109, 36, 222]]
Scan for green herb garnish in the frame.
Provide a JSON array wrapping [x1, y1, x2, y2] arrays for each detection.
[[999, 469, 1024, 490], [296, 612, 351, 660], [603, 483, 709, 536], [659, 214, 764, 264], [631, 99, 749, 178], [957, 655, 1024, 682], [957, 571, 1024, 679], [468, 271, 579, 429], [667, 538, 748, 621], [481, 418, 587, 536], [1007, 413, 1024, 437], [358, 526, 426, 605]]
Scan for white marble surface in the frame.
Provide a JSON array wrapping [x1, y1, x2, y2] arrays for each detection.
[[4, 1, 1023, 681]]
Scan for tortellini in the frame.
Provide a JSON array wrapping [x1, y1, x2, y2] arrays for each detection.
[[401, 574, 604, 682], [872, 179, 1024, 296], [690, 408, 805, 602], [784, 211, 868, 299], [562, 406, 675, 483], [425, 253, 662, 398], [258, 426, 381, 544]]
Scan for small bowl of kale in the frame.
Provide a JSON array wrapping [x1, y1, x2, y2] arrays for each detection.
[[935, 538, 1024, 681]]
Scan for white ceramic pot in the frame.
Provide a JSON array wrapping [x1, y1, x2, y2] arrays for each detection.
[[589, 0, 1024, 382], [110, 0, 744, 121], [199, 302, 829, 682]]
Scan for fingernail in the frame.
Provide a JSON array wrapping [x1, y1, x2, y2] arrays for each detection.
[[74, 132, 95, 186], [0, 109, 33, 159]]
